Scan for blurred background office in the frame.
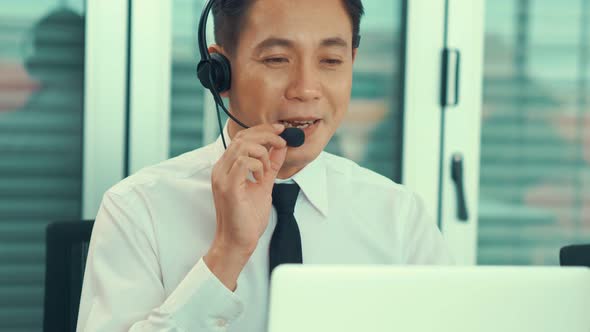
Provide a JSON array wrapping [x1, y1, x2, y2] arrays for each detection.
[[0, 0, 588, 331]]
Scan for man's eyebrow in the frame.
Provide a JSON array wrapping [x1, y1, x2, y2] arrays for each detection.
[[253, 37, 349, 51], [320, 37, 348, 49], [254, 37, 294, 51]]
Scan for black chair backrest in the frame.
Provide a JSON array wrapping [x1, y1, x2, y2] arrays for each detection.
[[43, 220, 95, 332], [560, 244, 590, 267]]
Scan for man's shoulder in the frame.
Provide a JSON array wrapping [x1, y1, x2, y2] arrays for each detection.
[[320, 151, 408, 194], [107, 143, 217, 198]]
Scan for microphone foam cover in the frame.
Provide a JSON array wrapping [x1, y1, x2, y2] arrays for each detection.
[[280, 127, 305, 147]]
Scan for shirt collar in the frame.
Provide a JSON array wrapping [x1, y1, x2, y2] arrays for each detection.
[[291, 151, 329, 217], [213, 120, 329, 217]]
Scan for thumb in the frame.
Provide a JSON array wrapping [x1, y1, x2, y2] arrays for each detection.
[[263, 146, 287, 186]]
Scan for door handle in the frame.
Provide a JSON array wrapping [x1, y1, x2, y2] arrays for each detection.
[[451, 153, 469, 221], [441, 48, 461, 107]]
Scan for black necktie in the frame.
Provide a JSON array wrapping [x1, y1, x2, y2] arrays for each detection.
[[269, 183, 302, 277]]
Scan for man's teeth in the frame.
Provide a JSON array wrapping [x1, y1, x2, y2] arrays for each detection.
[[279, 120, 315, 129]]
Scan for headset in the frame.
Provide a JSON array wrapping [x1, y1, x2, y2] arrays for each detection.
[[196, 0, 305, 149]]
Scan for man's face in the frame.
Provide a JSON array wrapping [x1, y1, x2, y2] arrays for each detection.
[[223, 0, 357, 175]]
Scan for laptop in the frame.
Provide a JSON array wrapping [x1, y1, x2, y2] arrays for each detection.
[[267, 265, 590, 332]]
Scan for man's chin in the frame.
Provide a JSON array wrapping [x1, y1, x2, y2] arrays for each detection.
[[280, 145, 322, 175]]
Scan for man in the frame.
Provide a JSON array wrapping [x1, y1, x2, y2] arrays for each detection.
[[77, 0, 453, 331]]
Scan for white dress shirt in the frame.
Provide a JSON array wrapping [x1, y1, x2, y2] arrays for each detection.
[[77, 123, 453, 332]]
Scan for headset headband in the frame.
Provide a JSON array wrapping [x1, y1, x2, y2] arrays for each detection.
[[198, 0, 215, 61]]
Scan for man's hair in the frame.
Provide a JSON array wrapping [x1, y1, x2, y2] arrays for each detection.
[[212, 0, 364, 55]]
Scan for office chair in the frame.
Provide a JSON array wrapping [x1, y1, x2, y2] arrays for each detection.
[[43, 220, 95, 332], [560, 244, 590, 267]]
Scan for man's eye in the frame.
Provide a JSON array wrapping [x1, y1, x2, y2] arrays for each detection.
[[322, 59, 343, 66], [264, 57, 289, 64]]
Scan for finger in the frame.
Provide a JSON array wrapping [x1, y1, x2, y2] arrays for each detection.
[[253, 123, 286, 135], [263, 145, 288, 187], [232, 142, 271, 172], [219, 126, 285, 175], [244, 143, 271, 172], [220, 141, 272, 176], [232, 125, 286, 150], [227, 156, 264, 186]]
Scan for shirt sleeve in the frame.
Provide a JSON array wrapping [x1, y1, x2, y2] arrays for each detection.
[[76, 191, 244, 332], [401, 191, 455, 265]]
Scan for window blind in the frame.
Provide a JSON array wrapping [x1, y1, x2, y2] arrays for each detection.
[[478, 0, 590, 265], [0, 7, 85, 331]]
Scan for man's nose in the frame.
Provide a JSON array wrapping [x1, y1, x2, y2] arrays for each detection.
[[285, 62, 322, 102]]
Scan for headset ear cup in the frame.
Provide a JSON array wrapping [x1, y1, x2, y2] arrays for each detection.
[[210, 53, 231, 92], [197, 53, 232, 93], [196, 60, 214, 90]]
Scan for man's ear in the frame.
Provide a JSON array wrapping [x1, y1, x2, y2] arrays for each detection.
[[207, 44, 224, 55], [207, 44, 231, 97], [352, 48, 358, 63]]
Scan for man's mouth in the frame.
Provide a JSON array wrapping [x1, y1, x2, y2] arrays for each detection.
[[278, 119, 321, 129]]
